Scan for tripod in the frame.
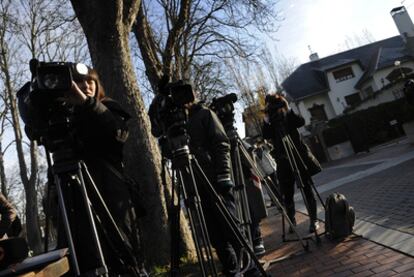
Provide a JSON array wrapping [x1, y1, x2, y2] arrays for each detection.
[[227, 130, 310, 252], [167, 145, 268, 277], [44, 147, 140, 276], [226, 126, 254, 247], [277, 125, 326, 244]]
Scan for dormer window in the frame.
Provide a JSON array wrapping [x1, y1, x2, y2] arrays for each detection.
[[332, 67, 355, 82]]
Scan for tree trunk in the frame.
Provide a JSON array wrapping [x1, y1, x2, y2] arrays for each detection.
[[92, 33, 170, 266], [0, 140, 8, 197], [5, 77, 42, 254], [70, 0, 170, 266], [133, 5, 197, 262]]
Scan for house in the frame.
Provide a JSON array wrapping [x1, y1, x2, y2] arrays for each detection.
[[282, 6, 414, 126]]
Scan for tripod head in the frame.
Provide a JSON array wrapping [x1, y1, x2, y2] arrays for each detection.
[[209, 93, 238, 141], [148, 79, 196, 167]]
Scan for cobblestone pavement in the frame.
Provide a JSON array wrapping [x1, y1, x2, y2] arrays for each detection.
[[259, 138, 414, 276], [320, 159, 414, 235], [313, 163, 381, 187], [261, 208, 414, 276]]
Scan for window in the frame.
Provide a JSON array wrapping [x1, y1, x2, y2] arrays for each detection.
[[332, 67, 355, 82], [364, 86, 374, 98], [308, 104, 327, 122], [392, 88, 404, 99], [345, 93, 361, 106]]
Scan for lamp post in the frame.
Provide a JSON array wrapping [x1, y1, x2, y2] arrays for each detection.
[[394, 60, 405, 80]]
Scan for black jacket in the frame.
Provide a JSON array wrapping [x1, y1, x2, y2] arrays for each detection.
[[187, 103, 232, 187], [74, 97, 130, 172], [68, 97, 137, 273], [262, 110, 321, 176]]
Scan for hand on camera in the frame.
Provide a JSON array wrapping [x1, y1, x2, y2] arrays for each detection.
[[281, 97, 290, 110], [62, 81, 89, 106]]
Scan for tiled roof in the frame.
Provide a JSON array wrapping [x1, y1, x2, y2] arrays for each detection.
[[282, 36, 412, 100]]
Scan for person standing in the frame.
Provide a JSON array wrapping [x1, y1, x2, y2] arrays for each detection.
[[262, 93, 321, 233]]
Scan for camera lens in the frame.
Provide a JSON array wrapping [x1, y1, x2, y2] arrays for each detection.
[[42, 73, 60, 89]]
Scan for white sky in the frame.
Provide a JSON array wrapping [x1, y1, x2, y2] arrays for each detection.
[[268, 0, 414, 63]]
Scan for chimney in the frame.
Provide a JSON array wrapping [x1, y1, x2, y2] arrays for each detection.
[[308, 45, 319, 61], [391, 6, 414, 42], [309, 52, 319, 61]]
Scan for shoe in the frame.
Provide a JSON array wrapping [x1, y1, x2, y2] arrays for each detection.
[[244, 267, 263, 277], [309, 220, 320, 233], [288, 218, 297, 234], [253, 241, 266, 256]]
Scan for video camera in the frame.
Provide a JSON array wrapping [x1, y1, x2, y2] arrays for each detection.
[[149, 80, 195, 159], [209, 93, 237, 128], [17, 59, 90, 151], [29, 59, 89, 101]]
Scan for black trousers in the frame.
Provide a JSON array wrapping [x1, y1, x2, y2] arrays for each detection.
[[277, 158, 317, 222], [197, 185, 240, 276]]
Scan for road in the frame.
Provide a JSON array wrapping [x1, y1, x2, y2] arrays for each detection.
[[297, 137, 414, 256]]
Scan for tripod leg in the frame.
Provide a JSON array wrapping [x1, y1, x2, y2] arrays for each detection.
[[75, 167, 110, 275], [309, 178, 326, 210], [191, 158, 268, 276], [287, 138, 326, 210], [283, 136, 321, 243], [177, 166, 218, 277], [170, 171, 181, 276], [238, 141, 309, 250], [231, 144, 253, 246], [54, 175, 81, 276], [80, 163, 142, 275]]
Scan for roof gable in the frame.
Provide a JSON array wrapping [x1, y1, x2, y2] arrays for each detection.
[[282, 36, 410, 100]]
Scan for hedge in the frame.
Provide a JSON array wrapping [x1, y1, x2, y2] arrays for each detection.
[[322, 98, 414, 149]]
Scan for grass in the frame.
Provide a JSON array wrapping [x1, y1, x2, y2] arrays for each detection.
[[150, 256, 222, 276]]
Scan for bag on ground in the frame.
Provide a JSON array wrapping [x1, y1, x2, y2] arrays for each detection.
[[325, 192, 355, 240]]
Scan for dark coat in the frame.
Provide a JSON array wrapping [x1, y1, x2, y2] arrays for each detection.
[[61, 97, 138, 274], [74, 97, 130, 171], [186, 103, 232, 190], [262, 110, 321, 176]]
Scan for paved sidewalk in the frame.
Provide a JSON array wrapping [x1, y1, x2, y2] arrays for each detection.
[[261, 208, 414, 276], [260, 138, 414, 276]]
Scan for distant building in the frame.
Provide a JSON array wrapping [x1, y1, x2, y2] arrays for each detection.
[[282, 6, 414, 126]]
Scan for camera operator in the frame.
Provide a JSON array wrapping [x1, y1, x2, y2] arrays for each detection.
[[18, 65, 147, 276], [262, 94, 321, 233], [149, 84, 261, 277]]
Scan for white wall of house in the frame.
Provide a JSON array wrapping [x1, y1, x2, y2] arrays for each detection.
[[351, 82, 405, 112], [325, 63, 365, 115], [371, 60, 414, 89], [290, 58, 414, 125], [294, 94, 336, 125]]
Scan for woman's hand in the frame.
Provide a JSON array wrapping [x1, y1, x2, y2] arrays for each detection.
[[281, 96, 290, 110], [63, 81, 88, 106]]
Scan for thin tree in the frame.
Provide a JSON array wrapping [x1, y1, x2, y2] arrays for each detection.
[[0, 92, 10, 197], [0, 0, 42, 253]]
